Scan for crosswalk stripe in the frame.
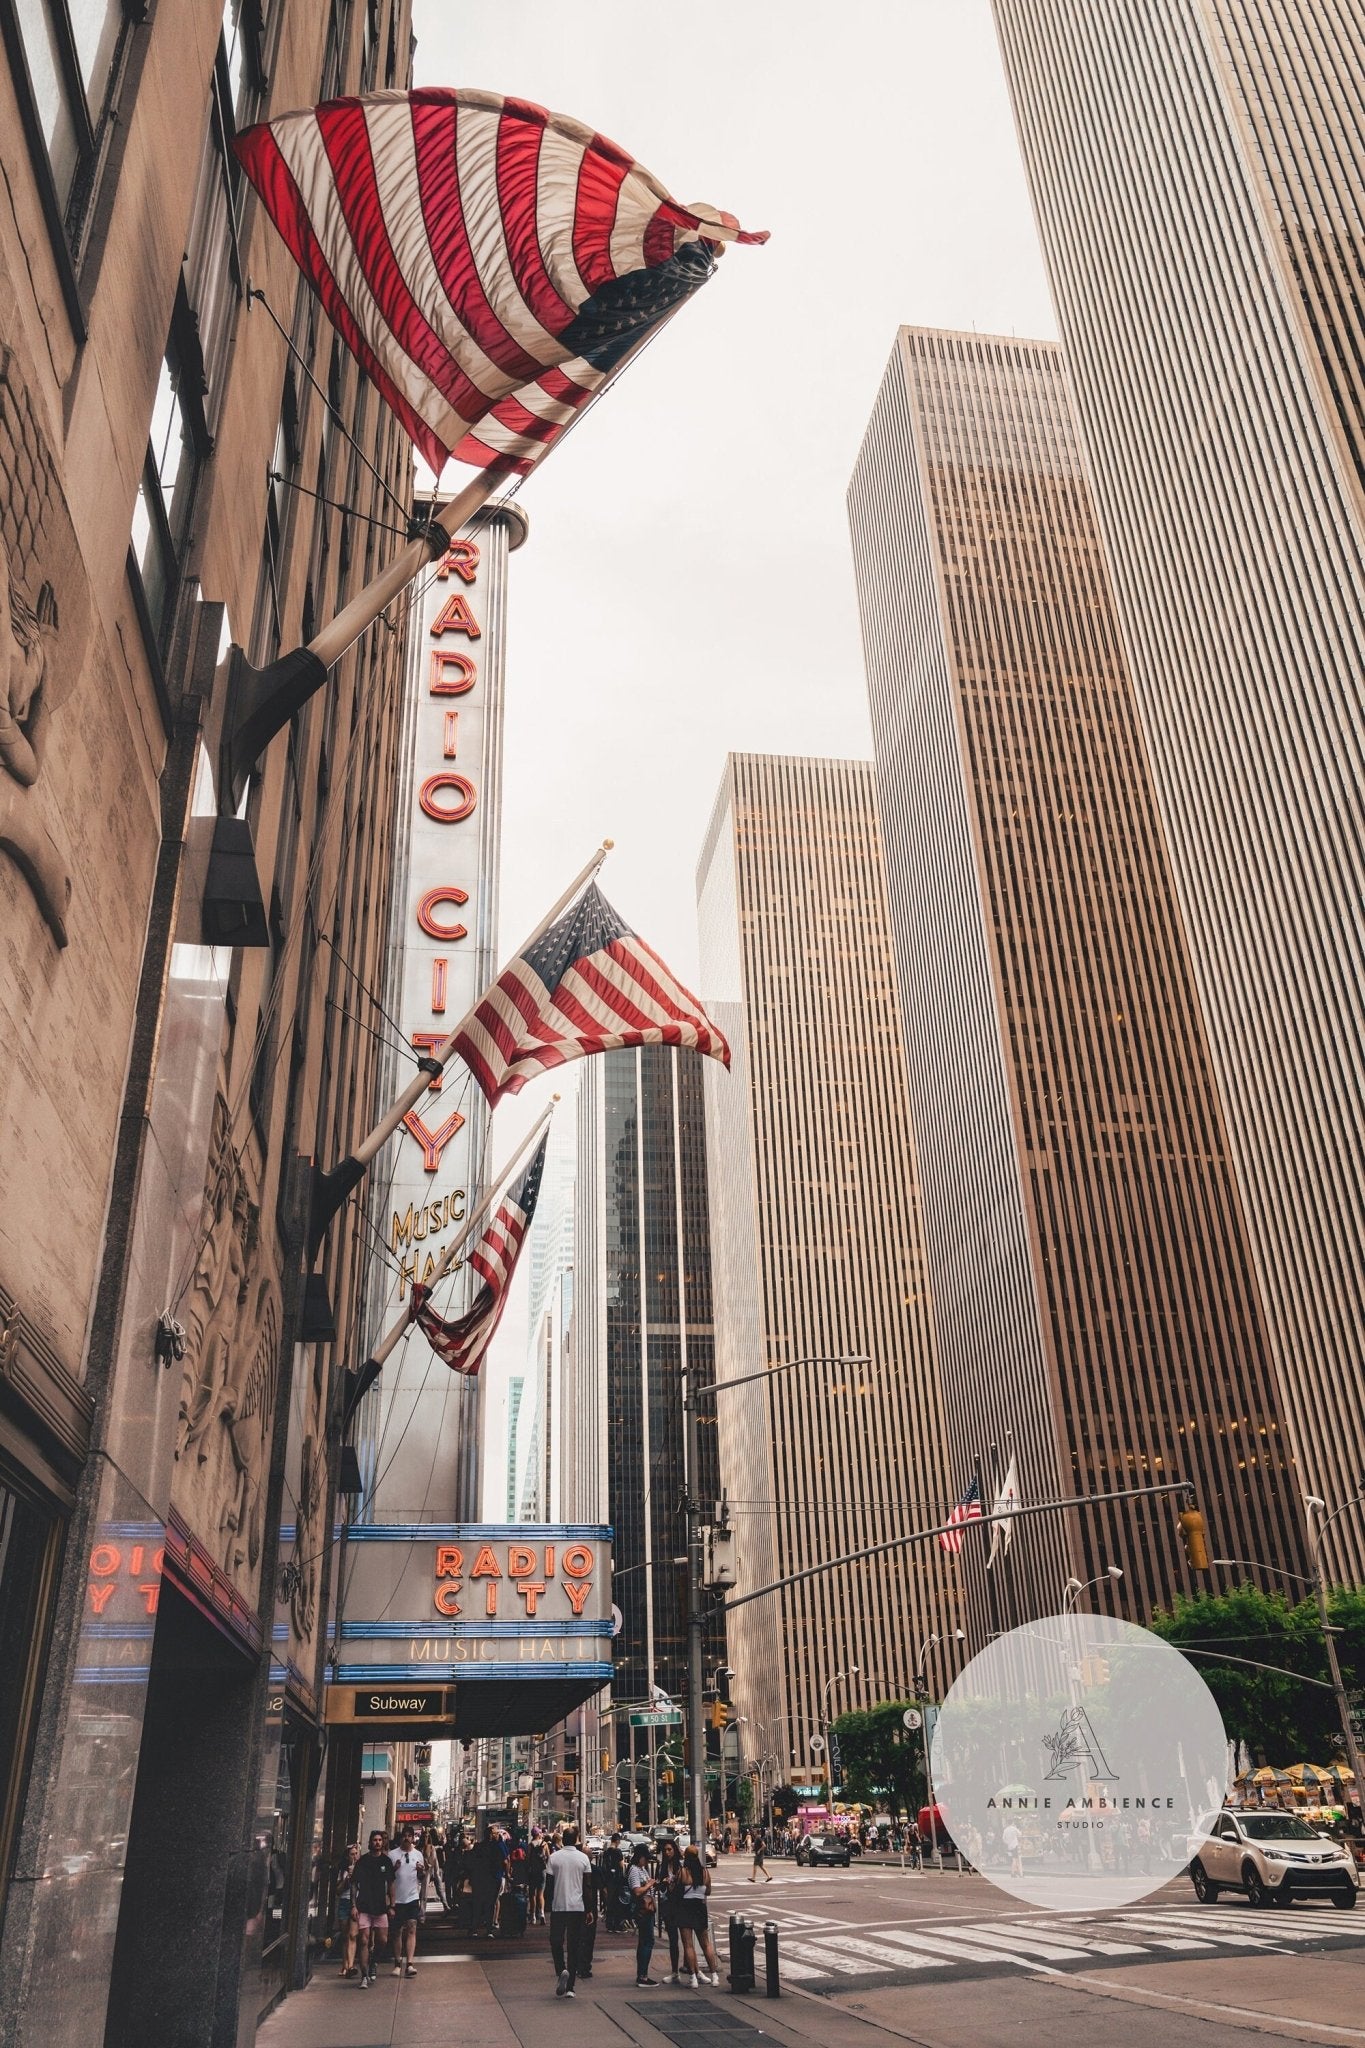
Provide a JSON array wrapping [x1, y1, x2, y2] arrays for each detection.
[[1110, 1913, 1264, 1950], [1024, 1921, 1149, 1955], [784, 1941, 879, 1976], [865, 1925, 1035, 1965], [771, 1954, 827, 1981], [1170, 1909, 1353, 1943], [820, 1934, 959, 1972], [951, 1923, 1134, 1961]]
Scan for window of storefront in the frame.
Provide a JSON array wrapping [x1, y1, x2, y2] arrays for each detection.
[[0, 1465, 63, 1925]]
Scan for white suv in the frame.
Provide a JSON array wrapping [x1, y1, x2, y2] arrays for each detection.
[[1190, 1810, 1358, 1910]]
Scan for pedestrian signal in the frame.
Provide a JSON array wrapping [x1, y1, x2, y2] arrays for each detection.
[[1178, 1507, 1210, 1572]]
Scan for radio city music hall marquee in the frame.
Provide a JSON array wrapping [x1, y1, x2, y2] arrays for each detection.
[[387, 526, 515, 1301], [334, 1525, 614, 1685]]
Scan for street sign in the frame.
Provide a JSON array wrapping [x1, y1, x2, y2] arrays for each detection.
[[630, 1709, 682, 1728], [902, 1708, 922, 1730]]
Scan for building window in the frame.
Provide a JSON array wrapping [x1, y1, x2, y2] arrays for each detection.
[[130, 283, 211, 656], [0, 1466, 63, 1928], [182, 2, 269, 420], [2, 0, 134, 269]]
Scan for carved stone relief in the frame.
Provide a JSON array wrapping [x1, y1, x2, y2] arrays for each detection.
[[173, 1095, 282, 1601], [0, 348, 91, 947]]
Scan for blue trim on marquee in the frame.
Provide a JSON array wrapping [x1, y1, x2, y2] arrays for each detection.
[[341, 1619, 612, 1639], [337, 1662, 613, 1683], [344, 1523, 612, 1543]]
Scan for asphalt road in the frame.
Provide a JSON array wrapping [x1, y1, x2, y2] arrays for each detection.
[[706, 1858, 1365, 2044]]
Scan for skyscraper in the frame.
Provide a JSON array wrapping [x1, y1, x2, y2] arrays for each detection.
[[848, 328, 1310, 1624], [575, 1047, 722, 1745], [697, 754, 958, 1778], [989, 0, 1365, 1578]]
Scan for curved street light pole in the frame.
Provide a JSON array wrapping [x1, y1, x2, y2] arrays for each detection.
[[1062, 1565, 1124, 1614], [1306, 1492, 1365, 1802]]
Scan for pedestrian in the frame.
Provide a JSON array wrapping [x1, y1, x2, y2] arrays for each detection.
[[423, 1827, 448, 1911], [524, 1832, 547, 1924], [749, 1826, 772, 1884], [334, 1841, 359, 1978], [469, 1827, 502, 1938], [388, 1825, 425, 1977], [655, 1838, 684, 1981], [600, 1830, 627, 1931], [546, 1823, 595, 1998], [352, 1829, 394, 1987], [627, 1841, 658, 1985], [676, 1844, 721, 1987], [1001, 1818, 1023, 1880]]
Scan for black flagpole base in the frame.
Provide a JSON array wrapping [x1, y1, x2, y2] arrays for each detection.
[[308, 1153, 367, 1262], [222, 642, 329, 815], [341, 1355, 384, 1440]]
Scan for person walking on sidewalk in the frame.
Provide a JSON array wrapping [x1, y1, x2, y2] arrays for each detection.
[[524, 1832, 547, 1925], [676, 1845, 721, 1987], [352, 1830, 394, 1987], [749, 1827, 772, 1884], [334, 1842, 360, 1978], [627, 1841, 658, 1986], [546, 1824, 594, 1997], [388, 1826, 426, 1978]]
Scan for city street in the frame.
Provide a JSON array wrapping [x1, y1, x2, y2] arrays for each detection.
[[257, 1863, 1365, 2048]]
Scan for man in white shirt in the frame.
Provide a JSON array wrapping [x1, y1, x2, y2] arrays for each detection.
[[545, 1825, 594, 1997], [388, 1827, 426, 1978]]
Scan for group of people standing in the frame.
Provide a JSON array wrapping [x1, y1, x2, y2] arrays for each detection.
[[542, 1828, 723, 1997], [333, 1827, 429, 1987]]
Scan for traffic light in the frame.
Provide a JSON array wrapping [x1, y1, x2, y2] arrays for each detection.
[[710, 1700, 729, 1730], [1179, 1507, 1210, 1572], [600, 1749, 611, 1772]]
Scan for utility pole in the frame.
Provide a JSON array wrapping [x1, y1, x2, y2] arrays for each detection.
[[1308, 1494, 1365, 1801]]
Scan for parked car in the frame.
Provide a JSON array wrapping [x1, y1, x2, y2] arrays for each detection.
[[1190, 1810, 1358, 1909], [800, 1832, 853, 1868]]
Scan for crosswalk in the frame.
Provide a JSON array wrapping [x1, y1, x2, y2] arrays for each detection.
[[766, 1900, 1365, 1986]]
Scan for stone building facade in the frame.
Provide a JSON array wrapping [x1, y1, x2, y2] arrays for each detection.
[[0, 3, 415, 2041]]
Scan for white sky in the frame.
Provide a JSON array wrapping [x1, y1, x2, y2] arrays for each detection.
[[406, 2, 1057, 1508]]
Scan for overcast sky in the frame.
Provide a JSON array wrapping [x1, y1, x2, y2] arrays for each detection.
[[407, 2, 1057, 1507], [413, 0, 1054, 982]]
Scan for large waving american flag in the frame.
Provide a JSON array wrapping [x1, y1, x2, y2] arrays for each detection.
[[408, 1136, 547, 1376], [234, 87, 767, 476], [452, 883, 729, 1106], [937, 1477, 983, 1554]]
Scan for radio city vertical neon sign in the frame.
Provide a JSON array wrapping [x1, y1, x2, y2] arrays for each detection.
[[401, 538, 482, 1179]]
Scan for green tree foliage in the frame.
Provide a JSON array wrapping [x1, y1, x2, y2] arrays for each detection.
[[831, 1701, 927, 1813], [1146, 1583, 1364, 1763]]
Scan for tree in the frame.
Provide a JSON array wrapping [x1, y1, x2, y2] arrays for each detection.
[[1146, 1582, 1363, 1762], [831, 1702, 926, 1814]]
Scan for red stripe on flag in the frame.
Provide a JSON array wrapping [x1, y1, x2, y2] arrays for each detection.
[[233, 125, 448, 470], [409, 97, 546, 383], [495, 103, 578, 334], [613, 937, 731, 1066], [572, 143, 629, 293], [642, 209, 677, 269], [315, 102, 487, 429]]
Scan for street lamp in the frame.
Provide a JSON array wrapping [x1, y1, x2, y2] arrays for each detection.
[[1305, 1492, 1365, 1801], [820, 1667, 859, 1802], [911, 1630, 965, 1869], [1062, 1565, 1124, 1613], [684, 1351, 869, 1843]]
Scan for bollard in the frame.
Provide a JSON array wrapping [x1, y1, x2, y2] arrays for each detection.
[[728, 1912, 757, 1992], [763, 1920, 780, 1996]]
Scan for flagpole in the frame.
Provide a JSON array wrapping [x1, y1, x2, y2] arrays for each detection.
[[309, 839, 612, 1255], [976, 1450, 1003, 1642], [341, 1100, 556, 1435], [222, 298, 696, 814]]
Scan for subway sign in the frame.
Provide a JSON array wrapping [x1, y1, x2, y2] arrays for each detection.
[[337, 1524, 613, 1685]]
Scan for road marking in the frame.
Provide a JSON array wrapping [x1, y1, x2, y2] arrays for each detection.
[[865, 1925, 1044, 1967], [812, 1934, 956, 1972], [1109, 1912, 1265, 1950], [949, 1922, 1137, 1962], [783, 1941, 880, 1976]]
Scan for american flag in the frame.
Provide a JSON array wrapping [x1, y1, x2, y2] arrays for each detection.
[[234, 88, 767, 476], [938, 1478, 983, 1554], [408, 1136, 546, 1376], [451, 882, 729, 1106]]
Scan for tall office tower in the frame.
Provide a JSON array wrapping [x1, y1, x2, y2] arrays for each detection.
[[513, 1106, 576, 1520], [988, 0, 1365, 1579], [575, 1046, 724, 1822], [697, 755, 958, 1781], [848, 329, 1310, 1627]]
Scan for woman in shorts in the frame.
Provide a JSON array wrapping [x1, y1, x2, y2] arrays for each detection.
[[676, 1845, 721, 1987]]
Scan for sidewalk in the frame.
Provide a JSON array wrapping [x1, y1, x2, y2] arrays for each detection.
[[255, 1920, 896, 2048]]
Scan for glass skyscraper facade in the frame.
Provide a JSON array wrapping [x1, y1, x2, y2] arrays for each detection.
[[990, 0, 1365, 1580], [576, 1046, 723, 1818], [848, 328, 1310, 1625]]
